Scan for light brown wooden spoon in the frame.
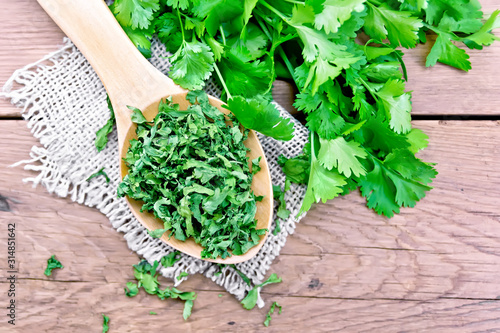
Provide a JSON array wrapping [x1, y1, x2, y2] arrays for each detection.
[[37, 0, 273, 264]]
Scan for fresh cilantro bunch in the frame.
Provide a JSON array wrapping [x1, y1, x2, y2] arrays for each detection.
[[109, 0, 499, 217], [117, 91, 265, 259]]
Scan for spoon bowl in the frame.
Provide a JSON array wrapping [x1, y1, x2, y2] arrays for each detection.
[[37, 0, 273, 264]]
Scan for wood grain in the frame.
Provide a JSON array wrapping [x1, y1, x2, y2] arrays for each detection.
[[1, 0, 500, 332], [1, 120, 500, 332], [1, 0, 499, 118]]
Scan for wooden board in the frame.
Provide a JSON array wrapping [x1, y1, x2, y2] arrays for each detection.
[[1, 120, 500, 332], [1, 0, 500, 331]]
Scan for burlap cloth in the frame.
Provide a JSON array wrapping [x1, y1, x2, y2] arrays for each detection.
[[1, 37, 309, 306]]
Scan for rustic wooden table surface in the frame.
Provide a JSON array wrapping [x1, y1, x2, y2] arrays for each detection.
[[1, 1, 500, 332]]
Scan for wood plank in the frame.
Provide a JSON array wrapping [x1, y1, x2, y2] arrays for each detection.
[[1, 120, 500, 331], [6, 281, 500, 332], [1, 1, 499, 118]]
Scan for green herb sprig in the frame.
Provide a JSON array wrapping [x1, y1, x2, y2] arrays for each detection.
[[109, 0, 499, 218]]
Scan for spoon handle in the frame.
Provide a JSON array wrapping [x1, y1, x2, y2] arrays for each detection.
[[36, 0, 183, 119]]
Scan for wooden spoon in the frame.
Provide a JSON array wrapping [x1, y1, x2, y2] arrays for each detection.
[[37, 0, 273, 264]]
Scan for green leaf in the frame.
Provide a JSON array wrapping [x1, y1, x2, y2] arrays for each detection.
[[425, 32, 471, 71], [128, 106, 148, 124], [193, 0, 244, 36], [44, 255, 64, 277], [124, 282, 139, 297], [86, 167, 111, 183], [218, 54, 272, 99], [405, 128, 429, 154], [384, 149, 437, 185], [122, 25, 153, 57], [278, 154, 310, 185], [299, 138, 347, 215], [318, 137, 367, 178], [241, 287, 259, 310], [170, 40, 214, 90], [161, 251, 181, 267], [155, 12, 183, 52], [264, 301, 282, 327], [309, 0, 366, 34], [305, 104, 346, 139], [166, 0, 190, 10], [102, 314, 110, 333], [374, 79, 412, 134], [357, 115, 411, 153], [359, 152, 435, 217], [241, 273, 282, 310], [424, 0, 482, 27], [463, 10, 500, 49], [95, 96, 116, 152], [147, 228, 168, 238], [183, 299, 194, 320], [364, 3, 423, 48], [112, 0, 159, 30], [224, 96, 295, 141]]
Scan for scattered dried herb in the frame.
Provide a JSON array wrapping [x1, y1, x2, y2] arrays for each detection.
[[124, 259, 197, 320], [43, 255, 63, 277]]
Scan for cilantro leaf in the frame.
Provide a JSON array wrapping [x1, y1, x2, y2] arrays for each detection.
[[424, 0, 482, 27], [102, 314, 110, 333], [405, 128, 429, 154], [128, 106, 148, 124], [241, 273, 282, 310], [169, 39, 214, 90], [264, 301, 282, 327], [224, 96, 295, 141], [155, 12, 183, 52], [121, 25, 153, 57], [298, 136, 347, 215], [364, 2, 423, 48], [374, 79, 412, 134], [359, 152, 436, 217], [463, 10, 500, 49], [425, 32, 471, 71], [161, 251, 181, 267], [218, 53, 273, 99], [44, 255, 64, 277], [95, 96, 115, 152], [127, 260, 197, 320], [308, 0, 366, 34], [192, 0, 244, 36], [112, 0, 159, 30], [86, 167, 110, 183], [177, 271, 189, 280], [183, 300, 194, 320], [124, 282, 139, 297], [318, 137, 367, 178]]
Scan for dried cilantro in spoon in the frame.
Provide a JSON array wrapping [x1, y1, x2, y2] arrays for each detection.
[[117, 91, 265, 259]]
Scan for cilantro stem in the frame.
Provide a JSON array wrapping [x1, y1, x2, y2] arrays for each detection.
[[277, 46, 300, 91], [213, 63, 232, 100], [219, 25, 227, 46], [282, 0, 305, 4], [357, 77, 379, 103], [364, 39, 409, 81], [177, 8, 185, 41], [367, 0, 382, 6], [258, 0, 288, 22]]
